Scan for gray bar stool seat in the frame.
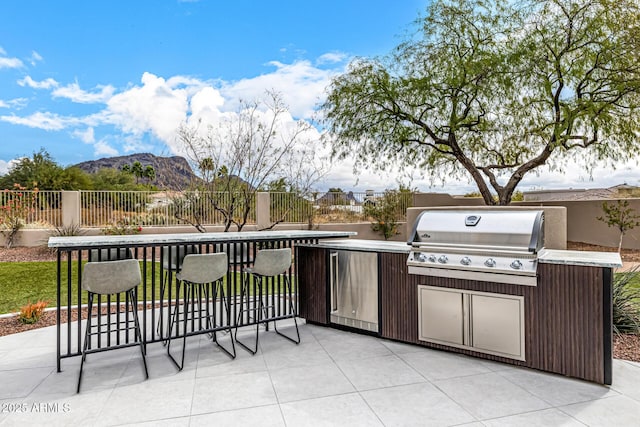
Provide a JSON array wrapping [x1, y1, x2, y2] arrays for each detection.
[[166, 253, 235, 370], [234, 247, 300, 354], [77, 259, 148, 393]]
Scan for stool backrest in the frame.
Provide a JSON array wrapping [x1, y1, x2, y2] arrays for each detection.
[[251, 248, 292, 277], [82, 259, 142, 295], [178, 253, 228, 284]]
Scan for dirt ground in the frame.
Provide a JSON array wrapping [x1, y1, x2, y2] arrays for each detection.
[[0, 243, 639, 362]]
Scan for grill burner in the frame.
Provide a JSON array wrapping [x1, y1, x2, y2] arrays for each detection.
[[407, 209, 544, 286]]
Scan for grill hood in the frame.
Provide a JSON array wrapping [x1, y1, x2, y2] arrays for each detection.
[[409, 209, 544, 254]]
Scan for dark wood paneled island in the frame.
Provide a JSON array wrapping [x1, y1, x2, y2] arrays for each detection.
[[296, 240, 622, 385]]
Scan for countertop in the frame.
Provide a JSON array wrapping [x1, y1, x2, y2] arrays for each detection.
[[538, 248, 623, 268], [297, 239, 411, 254], [48, 230, 357, 249]]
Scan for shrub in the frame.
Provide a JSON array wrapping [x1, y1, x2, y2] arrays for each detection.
[[363, 190, 404, 240], [101, 216, 142, 235], [18, 301, 48, 324], [613, 267, 640, 335], [0, 184, 39, 248]]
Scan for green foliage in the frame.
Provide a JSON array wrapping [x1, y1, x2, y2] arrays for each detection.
[[0, 148, 93, 190], [613, 268, 640, 335], [101, 216, 143, 235], [0, 184, 39, 248], [90, 168, 138, 190], [597, 200, 640, 252], [363, 189, 405, 240], [322, 0, 640, 206]]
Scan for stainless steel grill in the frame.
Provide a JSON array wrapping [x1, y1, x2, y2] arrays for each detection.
[[407, 209, 544, 286]]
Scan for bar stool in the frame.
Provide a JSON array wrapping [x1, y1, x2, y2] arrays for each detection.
[[166, 253, 235, 370], [77, 259, 148, 393], [234, 247, 300, 354], [157, 245, 198, 339]]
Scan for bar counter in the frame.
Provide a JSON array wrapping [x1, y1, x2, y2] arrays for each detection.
[[49, 230, 355, 372]]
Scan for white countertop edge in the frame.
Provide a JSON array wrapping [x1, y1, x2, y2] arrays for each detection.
[[538, 248, 623, 268], [297, 239, 411, 253], [48, 230, 357, 248]]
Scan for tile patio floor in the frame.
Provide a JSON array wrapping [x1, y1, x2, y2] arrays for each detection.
[[1, 320, 639, 426]]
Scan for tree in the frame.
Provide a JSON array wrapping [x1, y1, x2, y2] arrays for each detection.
[[131, 161, 144, 184], [0, 148, 92, 190], [322, 0, 640, 205], [178, 91, 327, 232], [143, 165, 156, 186], [597, 200, 640, 252]]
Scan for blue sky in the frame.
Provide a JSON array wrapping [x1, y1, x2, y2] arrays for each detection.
[[0, 0, 637, 192]]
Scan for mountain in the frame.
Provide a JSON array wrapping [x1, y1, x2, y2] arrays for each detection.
[[74, 153, 198, 190]]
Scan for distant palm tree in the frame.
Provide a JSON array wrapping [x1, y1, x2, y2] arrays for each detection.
[[143, 165, 156, 187], [131, 161, 143, 184]]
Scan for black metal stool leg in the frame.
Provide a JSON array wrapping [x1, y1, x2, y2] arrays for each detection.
[[211, 280, 236, 359], [234, 275, 260, 355], [167, 281, 189, 371], [128, 290, 149, 379], [77, 292, 94, 393], [273, 275, 300, 344]]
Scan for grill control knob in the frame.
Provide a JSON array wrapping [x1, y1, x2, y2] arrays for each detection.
[[510, 259, 523, 270], [438, 255, 448, 264], [428, 254, 437, 263], [484, 258, 496, 268], [460, 256, 472, 266], [416, 253, 427, 262]]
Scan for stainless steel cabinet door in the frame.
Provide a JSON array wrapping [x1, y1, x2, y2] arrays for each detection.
[[418, 287, 464, 346], [471, 294, 525, 360]]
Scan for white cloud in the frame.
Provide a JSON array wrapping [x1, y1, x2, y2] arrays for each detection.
[[0, 47, 5, 55], [317, 52, 347, 64], [29, 51, 43, 65], [0, 111, 81, 130], [93, 140, 119, 156], [0, 158, 21, 176], [0, 98, 28, 109], [221, 60, 338, 119], [72, 127, 95, 143], [0, 56, 23, 69], [18, 76, 59, 89], [103, 72, 192, 145], [52, 82, 115, 103]]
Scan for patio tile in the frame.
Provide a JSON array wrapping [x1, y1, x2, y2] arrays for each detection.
[[190, 404, 285, 427], [611, 359, 640, 402], [1, 388, 112, 427], [361, 382, 476, 426], [398, 349, 493, 381], [0, 346, 57, 371], [117, 416, 191, 427], [280, 393, 384, 427], [0, 367, 54, 399], [315, 332, 392, 362], [482, 408, 584, 426], [560, 395, 640, 426], [379, 339, 429, 355], [95, 377, 195, 426], [434, 372, 551, 420], [269, 362, 355, 403], [71, 347, 137, 392], [190, 371, 277, 415], [262, 339, 333, 371], [336, 354, 425, 391], [497, 366, 617, 406], [196, 345, 267, 379]]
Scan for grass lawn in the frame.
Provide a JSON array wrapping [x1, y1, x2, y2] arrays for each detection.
[[0, 261, 295, 314]]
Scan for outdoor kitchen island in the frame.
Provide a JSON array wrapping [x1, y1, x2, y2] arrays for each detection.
[[296, 239, 622, 385]]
